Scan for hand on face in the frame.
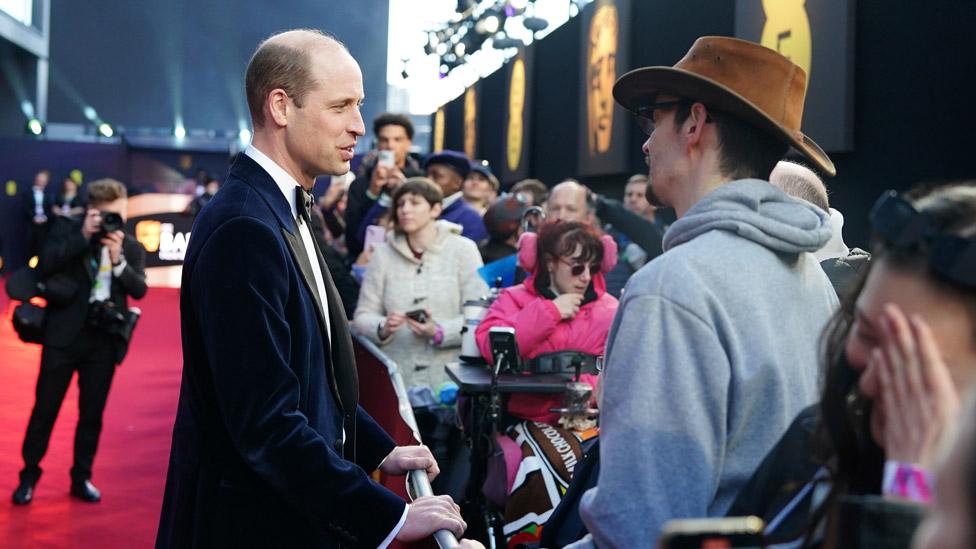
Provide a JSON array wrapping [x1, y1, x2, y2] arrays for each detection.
[[869, 303, 960, 468]]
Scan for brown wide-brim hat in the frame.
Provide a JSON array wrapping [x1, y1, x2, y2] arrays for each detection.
[[613, 36, 835, 177]]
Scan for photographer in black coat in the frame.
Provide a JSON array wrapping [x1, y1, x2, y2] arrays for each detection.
[[12, 178, 147, 505]]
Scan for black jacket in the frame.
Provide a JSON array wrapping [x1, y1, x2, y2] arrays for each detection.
[[39, 216, 147, 349], [729, 405, 925, 548], [156, 153, 404, 549], [23, 187, 54, 222]]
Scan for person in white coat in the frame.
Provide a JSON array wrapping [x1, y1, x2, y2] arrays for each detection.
[[354, 176, 488, 498]]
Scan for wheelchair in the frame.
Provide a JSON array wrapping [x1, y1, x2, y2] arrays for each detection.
[[449, 344, 600, 549]]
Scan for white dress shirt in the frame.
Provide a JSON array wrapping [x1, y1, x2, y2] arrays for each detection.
[[243, 146, 407, 547]]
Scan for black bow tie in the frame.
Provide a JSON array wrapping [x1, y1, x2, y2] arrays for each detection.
[[295, 186, 312, 224]]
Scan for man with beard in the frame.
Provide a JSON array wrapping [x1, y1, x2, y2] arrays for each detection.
[[568, 37, 839, 546]]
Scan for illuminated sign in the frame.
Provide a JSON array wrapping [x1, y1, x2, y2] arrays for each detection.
[[433, 108, 446, 152], [736, 0, 854, 151], [158, 223, 190, 261], [760, 0, 812, 77], [586, 0, 618, 156], [464, 87, 478, 159], [507, 57, 526, 172], [577, 0, 631, 176], [127, 212, 193, 268], [136, 220, 161, 253]]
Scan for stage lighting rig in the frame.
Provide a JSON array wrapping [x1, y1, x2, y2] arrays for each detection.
[[26, 118, 44, 136], [522, 15, 548, 33]]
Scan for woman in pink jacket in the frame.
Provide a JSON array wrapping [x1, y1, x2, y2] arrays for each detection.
[[476, 220, 619, 424]]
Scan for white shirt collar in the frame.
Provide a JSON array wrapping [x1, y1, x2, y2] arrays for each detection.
[[815, 207, 851, 262], [244, 145, 300, 220], [442, 191, 464, 208]]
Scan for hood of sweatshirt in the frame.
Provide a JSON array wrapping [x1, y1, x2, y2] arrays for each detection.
[[663, 179, 832, 255]]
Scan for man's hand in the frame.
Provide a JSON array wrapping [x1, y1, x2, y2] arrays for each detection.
[[379, 445, 440, 481], [384, 167, 406, 191], [553, 293, 583, 320], [395, 495, 466, 542], [81, 208, 101, 240], [457, 540, 486, 548], [101, 230, 125, 265]]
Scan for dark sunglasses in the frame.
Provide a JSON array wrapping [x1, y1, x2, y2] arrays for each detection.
[[560, 258, 600, 276], [870, 190, 976, 287], [634, 100, 691, 136]]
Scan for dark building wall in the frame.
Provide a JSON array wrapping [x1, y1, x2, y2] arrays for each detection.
[[46, 0, 390, 136], [823, 0, 976, 248], [0, 40, 38, 136], [530, 14, 583, 187]]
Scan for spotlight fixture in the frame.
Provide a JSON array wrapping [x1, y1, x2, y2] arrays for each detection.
[[454, 42, 466, 57], [97, 122, 114, 138], [239, 128, 252, 143], [522, 16, 549, 32], [26, 118, 44, 136], [174, 125, 186, 139], [493, 34, 524, 49]]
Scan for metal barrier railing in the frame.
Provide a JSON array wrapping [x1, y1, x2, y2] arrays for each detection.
[[353, 333, 461, 549]]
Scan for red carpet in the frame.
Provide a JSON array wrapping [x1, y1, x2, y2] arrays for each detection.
[[0, 288, 183, 548]]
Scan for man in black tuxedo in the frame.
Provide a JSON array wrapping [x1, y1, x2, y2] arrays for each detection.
[[156, 30, 474, 548], [12, 178, 147, 505], [23, 169, 54, 262]]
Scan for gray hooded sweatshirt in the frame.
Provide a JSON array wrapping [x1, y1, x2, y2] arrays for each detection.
[[574, 179, 839, 548]]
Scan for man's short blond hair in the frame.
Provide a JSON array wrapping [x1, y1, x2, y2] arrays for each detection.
[[245, 29, 345, 128], [87, 179, 127, 205], [770, 160, 829, 211]]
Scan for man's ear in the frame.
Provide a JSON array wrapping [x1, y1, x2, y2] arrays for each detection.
[[267, 89, 290, 127], [685, 102, 709, 146]]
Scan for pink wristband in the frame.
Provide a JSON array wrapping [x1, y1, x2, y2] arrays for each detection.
[[431, 324, 444, 346], [882, 460, 933, 504]]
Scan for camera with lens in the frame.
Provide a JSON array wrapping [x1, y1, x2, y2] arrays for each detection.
[[94, 211, 124, 241], [86, 300, 140, 342]]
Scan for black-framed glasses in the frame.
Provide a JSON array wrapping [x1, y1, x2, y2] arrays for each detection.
[[560, 258, 600, 277], [634, 100, 690, 136], [870, 190, 976, 287]]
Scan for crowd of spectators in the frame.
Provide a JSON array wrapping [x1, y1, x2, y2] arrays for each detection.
[[7, 33, 976, 549]]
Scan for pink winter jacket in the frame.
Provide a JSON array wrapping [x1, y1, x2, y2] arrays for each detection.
[[475, 237, 619, 423]]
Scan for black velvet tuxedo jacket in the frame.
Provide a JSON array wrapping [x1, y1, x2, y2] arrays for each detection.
[[39, 216, 147, 349], [156, 153, 405, 548]]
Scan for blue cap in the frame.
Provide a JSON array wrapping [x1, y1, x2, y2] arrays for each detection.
[[423, 150, 471, 178], [470, 159, 493, 178]]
